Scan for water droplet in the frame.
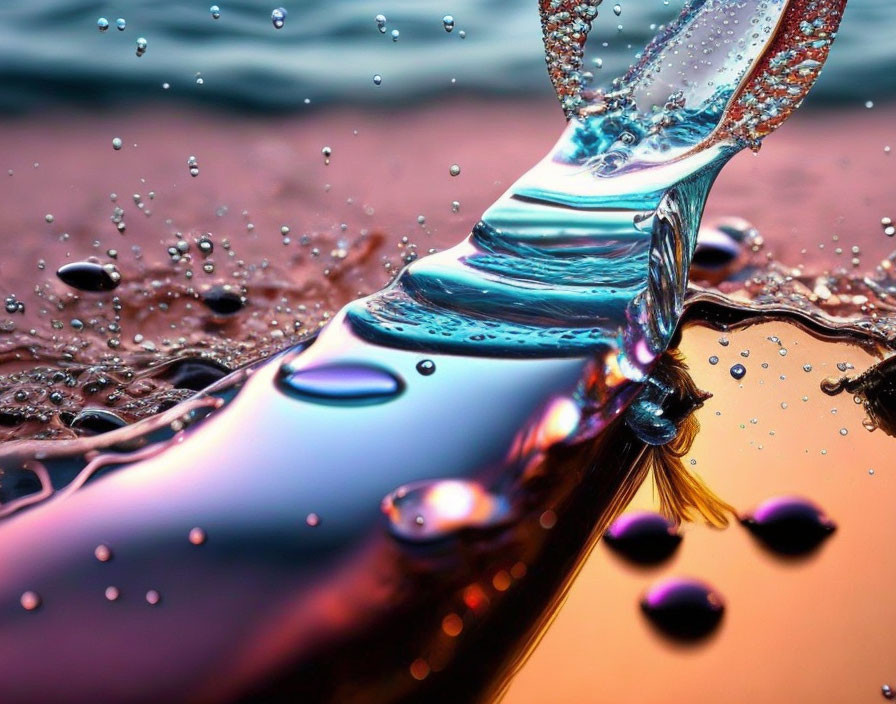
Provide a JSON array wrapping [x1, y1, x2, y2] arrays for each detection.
[[162, 358, 230, 391], [641, 577, 724, 641], [210, 5, 221, 20], [135, 37, 147, 57], [613, 4, 622, 16], [375, 14, 387, 33], [321, 146, 332, 164], [730, 363, 746, 380], [883, 684, 895, 700], [391, 29, 400, 42], [201, 285, 244, 315], [189, 527, 207, 545], [305, 513, 320, 527], [373, 74, 382, 86], [708, 355, 719, 365], [187, 155, 200, 177], [449, 164, 461, 177], [278, 362, 404, 405], [604, 511, 682, 565], [97, 17, 109, 32], [44, 213, 54, 223], [271, 7, 287, 29], [56, 262, 121, 292], [416, 359, 436, 376], [115, 18, 126, 31], [20, 591, 41, 611], [382, 479, 510, 542], [741, 496, 836, 556], [145, 589, 161, 606], [442, 15, 455, 32], [94, 544, 113, 562], [104, 586, 120, 602], [111, 137, 122, 150]]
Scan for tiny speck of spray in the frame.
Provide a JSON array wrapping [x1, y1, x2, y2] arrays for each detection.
[[189, 527, 207, 545], [306, 513, 320, 527], [20, 591, 41, 611], [105, 586, 120, 601], [458, 30, 466, 39], [145, 589, 161, 606]]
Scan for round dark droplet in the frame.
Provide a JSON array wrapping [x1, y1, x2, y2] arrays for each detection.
[[604, 511, 682, 565], [416, 359, 436, 376], [70, 409, 128, 435], [278, 362, 404, 405], [692, 236, 739, 269], [161, 358, 230, 391], [201, 286, 244, 315], [56, 262, 121, 292], [741, 496, 836, 556], [641, 577, 725, 641], [730, 363, 746, 380]]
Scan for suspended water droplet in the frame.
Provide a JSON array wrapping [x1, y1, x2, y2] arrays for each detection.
[[373, 74, 382, 86], [442, 15, 455, 32], [741, 496, 836, 556], [415, 359, 436, 376], [104, 586, 120, 602], [115, 18, 126, 31], [604, 511, 682, 565], [641, 577, 724, 641], [321, 146, 332, 164], [111, 137, 122, 150], [375, 14, 387, 33], [210, 5, 221, 20], [189, 527, 207, 545], [135, 37, 147, 57], [305, 513, 320, 527], [730, 363, 747, 380], [20, 591, 41, 611], [94, 544, 113, 562], [382, 479, 510, 542], [449, 164, 461, 177], [145, 589, 161, 605], [97, 17, 109, 32], [271, 7, 287, 29], [613, 4, 622, 16], [883, 684, 895, 700], [391, 29, 400, 42], [56, 262, 121, 292], [278, 362, 404, 405]]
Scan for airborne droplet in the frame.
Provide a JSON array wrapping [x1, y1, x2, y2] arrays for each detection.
[[741, 496, 836, 556], [271, 7, 287, 29], [604, 511, 682, 565], [641, 577, 724, 641]]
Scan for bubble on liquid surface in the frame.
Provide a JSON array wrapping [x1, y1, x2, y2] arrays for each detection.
[[381, 479, 510, 542], [56, 261, 121, 292], [641, 577, 724, 641], [271, 7, 287, 29], [604, 511, 682, 565], [201, 285, 244, 316], [741, 496, 836, 556], [277, 362, 404, 405]]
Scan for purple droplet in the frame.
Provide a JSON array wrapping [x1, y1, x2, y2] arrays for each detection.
[[278, 362, 404, 404], [741, 496, 835, 556], [641, 577, 725, 641], [604, 511, 681, 565]]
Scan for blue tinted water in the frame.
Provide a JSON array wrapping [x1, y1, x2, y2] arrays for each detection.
[[0, 0, 889, 112]]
